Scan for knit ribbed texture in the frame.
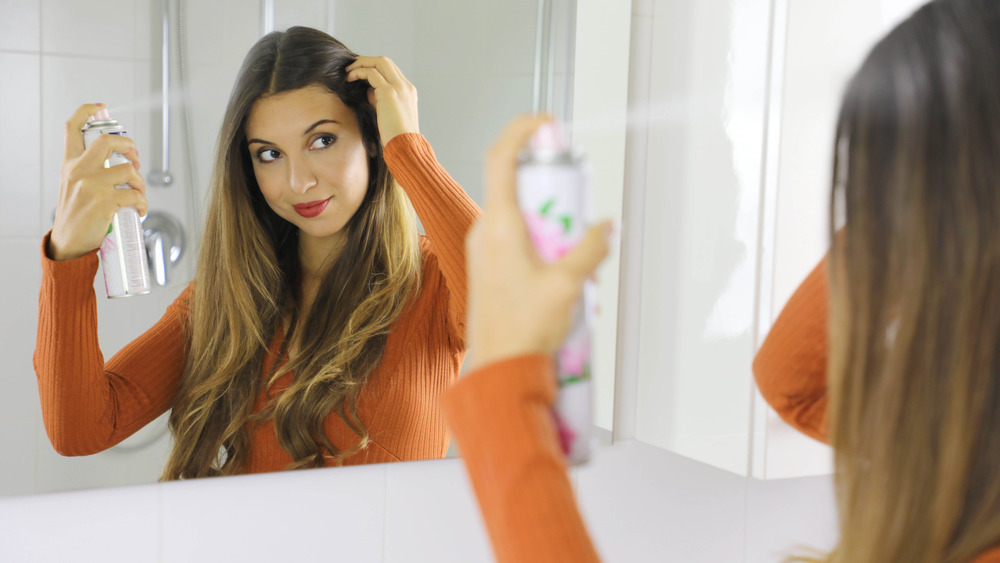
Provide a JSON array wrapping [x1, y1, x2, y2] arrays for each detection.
[[442, 355, 600, 563], [33, 133, 479, 470], [384, 133, 479, 350], [753, 257, 830, 443]]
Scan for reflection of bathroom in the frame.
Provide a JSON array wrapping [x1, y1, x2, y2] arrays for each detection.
[[0, 0, 557, 495], [0, 0, 929, 561]]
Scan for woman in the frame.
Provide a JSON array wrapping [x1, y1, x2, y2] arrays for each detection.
[[35, 27, 478, 478], [447, 0, 1000, 561], [754, 0, 1000, 560]]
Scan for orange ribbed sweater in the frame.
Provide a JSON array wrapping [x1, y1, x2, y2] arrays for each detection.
[[33, 133, 480, 471]]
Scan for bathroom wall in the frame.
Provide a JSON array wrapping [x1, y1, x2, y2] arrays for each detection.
[[0, 0, 187, 497]]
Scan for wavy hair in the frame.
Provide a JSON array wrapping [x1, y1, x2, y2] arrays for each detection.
[[162, 27, 421, 479], [820, 1, 1000, 561]]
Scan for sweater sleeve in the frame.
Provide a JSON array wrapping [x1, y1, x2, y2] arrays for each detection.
[[752, 256, 830, 444], [442, 355, 600, 563], [382, 133, 481, 350], [33, 231, 191, 456]]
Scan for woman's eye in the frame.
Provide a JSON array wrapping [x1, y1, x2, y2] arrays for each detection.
[[257, 149, 281, 163], [310, 134, 336, 150]]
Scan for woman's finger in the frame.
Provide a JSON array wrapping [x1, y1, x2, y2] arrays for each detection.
[[94, 162, 147, 197], [484, 115, 552, 210], [77, 134, 141, 173], [64, 103, 106, 160], [112, 187, 149, 217], [347, 66, 391, 92], [556, 221, 613, 281], [347, 55, 405, 85]]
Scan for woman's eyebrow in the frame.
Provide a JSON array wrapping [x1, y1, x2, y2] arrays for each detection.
[[246, 119, 340, 146], [303, 119, 339, 135]]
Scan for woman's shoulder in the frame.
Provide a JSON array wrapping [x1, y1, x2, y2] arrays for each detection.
[[974, 546, 1000, 563]]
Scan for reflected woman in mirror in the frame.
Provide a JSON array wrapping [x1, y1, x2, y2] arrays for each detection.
[[755, 0, 1000, 561], [36, 26, 478, 478], [449, 0, 1000, 561]]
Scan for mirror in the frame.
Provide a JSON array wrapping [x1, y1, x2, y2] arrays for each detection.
[[0, 0, 625, 497]]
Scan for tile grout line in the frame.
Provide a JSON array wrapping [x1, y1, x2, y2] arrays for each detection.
[[34, 0, 44, 496], [158, 484, 165, 562], [382, 466, 389, 562], [38, 1, 44, 242]]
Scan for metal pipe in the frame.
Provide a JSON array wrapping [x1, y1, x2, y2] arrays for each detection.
[[160, 0, 171, 183], [261, 0, 275, 36], [544, 0, 555, 116], [532, 0, 548, 114], [149, 0, 173, 186]]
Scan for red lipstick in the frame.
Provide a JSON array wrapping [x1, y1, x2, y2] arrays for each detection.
[[293, 197, 330, 218]]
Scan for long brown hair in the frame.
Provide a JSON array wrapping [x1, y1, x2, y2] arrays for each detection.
[[162, 27, 421, 479], [824, 0, 1000, 560]]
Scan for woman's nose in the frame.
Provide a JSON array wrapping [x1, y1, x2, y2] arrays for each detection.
[[287, 157, 318, 194]]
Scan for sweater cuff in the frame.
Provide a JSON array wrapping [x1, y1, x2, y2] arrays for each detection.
[[445, 354, 558, 413], [40, 230, 100, 300], [383, 132, 437, 179]]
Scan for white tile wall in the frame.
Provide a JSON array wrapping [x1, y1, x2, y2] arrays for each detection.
[[0, 415, 38, 497], [273, 0, 328, 32], [39, 55, 137, 236], [41, 0, 139, 59], [327, 0, 382, 53], [478, 0, 538, 77], [34, 421, 133, 494], [0, 0, 40, 52], [415, 73, 534, 199], [0, 241, 43, 419], [0, 53, 41, 238], [183, 0, 260, 66]]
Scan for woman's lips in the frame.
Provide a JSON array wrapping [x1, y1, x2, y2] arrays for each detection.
[[293, 197, 330, 218]]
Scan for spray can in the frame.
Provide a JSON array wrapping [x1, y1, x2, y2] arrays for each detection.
[[517, 122, 594, 465], [81, 109, 151, 298]]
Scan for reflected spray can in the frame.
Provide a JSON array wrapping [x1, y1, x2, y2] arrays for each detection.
[[517, 122, 593, 465], [81, 109, 151, 298]]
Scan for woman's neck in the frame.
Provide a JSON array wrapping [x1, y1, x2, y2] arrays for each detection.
[[296, 230, 346, 315], [298, 229, 346, 281]]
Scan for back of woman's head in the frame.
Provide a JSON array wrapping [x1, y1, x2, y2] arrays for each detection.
[[827, 0, 1000, 561], [163, 27, 421, 480]]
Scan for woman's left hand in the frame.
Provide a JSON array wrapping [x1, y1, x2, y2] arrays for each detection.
[[346, 56, 419, 146]]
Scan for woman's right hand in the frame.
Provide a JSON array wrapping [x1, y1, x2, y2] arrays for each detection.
[[48, 103, 148, 261], [465, 116, 612, 372]]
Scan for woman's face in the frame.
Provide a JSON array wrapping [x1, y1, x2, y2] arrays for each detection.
[[245, 84, 370, 243]]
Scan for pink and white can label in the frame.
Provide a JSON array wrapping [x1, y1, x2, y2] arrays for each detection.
[[517, 122, 594, 465]]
